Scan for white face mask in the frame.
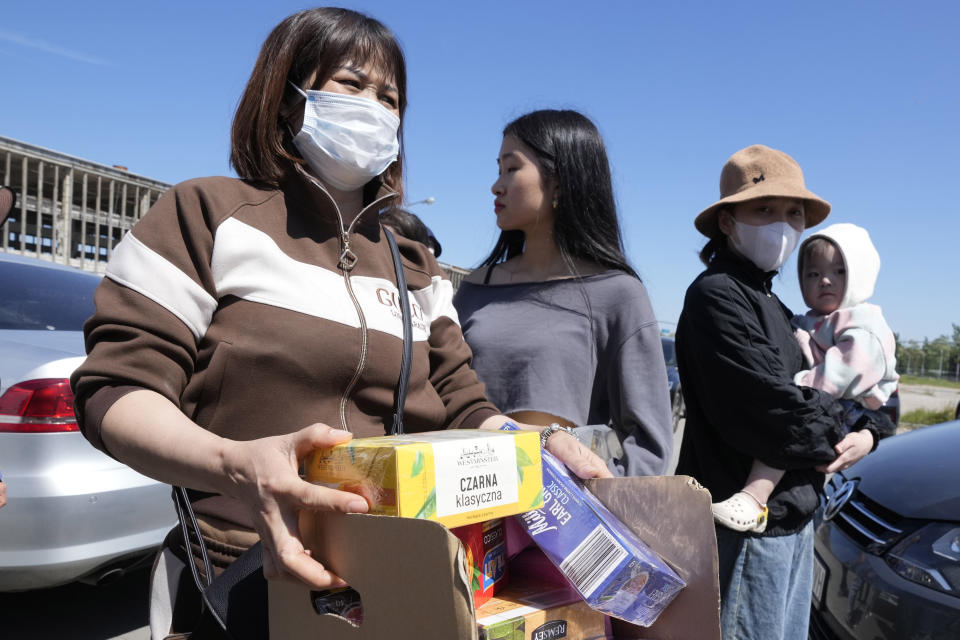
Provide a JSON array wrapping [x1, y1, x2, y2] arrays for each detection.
[[289, 83, 400, 191], [730, 220, 802, 271]]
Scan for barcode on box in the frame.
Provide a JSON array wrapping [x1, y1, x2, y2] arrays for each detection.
[[559, 524, 628, 597]]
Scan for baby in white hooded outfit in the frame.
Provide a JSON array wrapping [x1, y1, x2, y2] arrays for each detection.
[[713, 223, 898, 532]]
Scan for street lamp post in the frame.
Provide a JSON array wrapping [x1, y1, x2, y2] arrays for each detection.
[[407, 197, 435, 207]]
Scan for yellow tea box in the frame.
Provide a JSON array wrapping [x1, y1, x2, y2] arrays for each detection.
[[305, 430, 543, 529]]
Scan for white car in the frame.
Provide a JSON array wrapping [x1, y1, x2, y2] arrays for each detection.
[[0, 252, 175, 591]]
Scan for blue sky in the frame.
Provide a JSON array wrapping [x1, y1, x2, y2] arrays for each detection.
[[2, 0, 956, 341]]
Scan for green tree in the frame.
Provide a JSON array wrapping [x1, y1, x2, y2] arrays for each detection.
[[890, 326, 959, 380]]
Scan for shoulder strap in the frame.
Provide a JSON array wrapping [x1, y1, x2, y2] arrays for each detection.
[[383, 226, 413, 435], [173, 485, 214, 589]]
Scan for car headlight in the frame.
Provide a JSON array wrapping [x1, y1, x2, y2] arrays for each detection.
[[886, 523, 960, 597]]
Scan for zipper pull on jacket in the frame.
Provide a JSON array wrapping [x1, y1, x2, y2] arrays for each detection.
[[339, 232, 358, 271]]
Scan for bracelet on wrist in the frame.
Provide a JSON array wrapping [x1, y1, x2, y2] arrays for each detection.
[[539, 423, 576, 449]]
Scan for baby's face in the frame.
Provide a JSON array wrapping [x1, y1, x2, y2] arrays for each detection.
[[801, 241, 846, 315]]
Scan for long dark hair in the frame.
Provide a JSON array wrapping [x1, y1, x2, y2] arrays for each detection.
[[380, 207, 442, 256], [698, 205, 731, 266], [230, 7, 407, 195], [480, 109, 636, 278]]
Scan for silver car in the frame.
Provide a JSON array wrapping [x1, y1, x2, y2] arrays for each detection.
[[0, 252, 174, 591]]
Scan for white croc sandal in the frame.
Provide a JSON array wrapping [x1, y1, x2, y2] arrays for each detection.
[[712, 491, 769, 533]]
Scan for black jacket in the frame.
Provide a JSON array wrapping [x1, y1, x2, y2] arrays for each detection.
[[675, 249, 881, 536]]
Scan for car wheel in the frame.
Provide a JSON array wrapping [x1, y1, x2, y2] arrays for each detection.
[[672, 389, 685, 432]]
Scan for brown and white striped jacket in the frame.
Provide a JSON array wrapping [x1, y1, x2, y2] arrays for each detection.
[[73, 172, 497, 460]]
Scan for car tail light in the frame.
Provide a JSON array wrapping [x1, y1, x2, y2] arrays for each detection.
[[0, 378, 80, 432]]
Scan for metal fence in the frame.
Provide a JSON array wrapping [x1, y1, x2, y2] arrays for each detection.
[[897, 363, 960, 383]]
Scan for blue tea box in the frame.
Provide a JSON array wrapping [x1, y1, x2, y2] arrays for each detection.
[[515, 450, 686, 627]]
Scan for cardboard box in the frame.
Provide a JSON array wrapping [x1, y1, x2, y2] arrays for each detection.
[[588, 476, 721, 640], [268, 475, 720, 640], [515, 451, 686, 627], [305, 429, 543, 528], [475, 578, 606, 640]]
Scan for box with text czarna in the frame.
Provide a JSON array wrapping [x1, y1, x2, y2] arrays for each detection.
[[305, 429, 543, 528]]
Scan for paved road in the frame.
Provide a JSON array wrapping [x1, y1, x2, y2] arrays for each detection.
[[0, 566, 151, 639], [898, 383, 960, 416]]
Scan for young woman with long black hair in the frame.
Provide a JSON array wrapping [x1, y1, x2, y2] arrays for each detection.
[[454, 109, 674, 477]]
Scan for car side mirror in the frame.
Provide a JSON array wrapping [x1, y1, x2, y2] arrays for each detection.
[[0, 186, 15, 227]]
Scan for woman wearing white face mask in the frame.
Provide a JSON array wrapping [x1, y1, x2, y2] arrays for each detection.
[[71, 8, 609, 638], [674, 145, 886, 640]]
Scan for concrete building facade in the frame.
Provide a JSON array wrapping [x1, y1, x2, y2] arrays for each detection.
[[1, 135, 468, 286], [1, 135, 170, 273]]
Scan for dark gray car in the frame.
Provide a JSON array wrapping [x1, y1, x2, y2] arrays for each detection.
[[809, 420, 960, 639]]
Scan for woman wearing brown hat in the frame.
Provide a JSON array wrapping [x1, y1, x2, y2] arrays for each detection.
[[674, 145, 886, 639]]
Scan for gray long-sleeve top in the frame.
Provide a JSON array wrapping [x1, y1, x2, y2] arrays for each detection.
[[453, 270, 674, 476]]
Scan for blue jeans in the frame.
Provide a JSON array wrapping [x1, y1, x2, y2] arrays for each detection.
[[716, 520, 814, 640]]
